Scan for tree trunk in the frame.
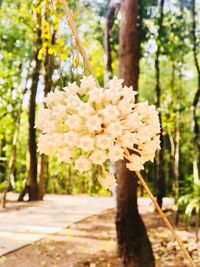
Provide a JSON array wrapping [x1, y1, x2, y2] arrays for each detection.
[[18, 1, 42, 201], [154, 0, 165, 208], [104, 0, 120, 82], [191, 0, 200, 184], [0, 135, 6, 182], [37, 11, 56, 200], [2, 107, 23, 206], [174, 66, 182, 203], [116, 0, 155, 266], [2, 76, 28, 207], [2, 124, 19, 207]]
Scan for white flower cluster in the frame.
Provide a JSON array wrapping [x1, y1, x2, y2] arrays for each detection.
[[36, 76, 160, 190]]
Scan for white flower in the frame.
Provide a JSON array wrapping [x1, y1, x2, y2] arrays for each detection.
[[90, 149, 108, 165], [105, 76, 123, 89], [105, 121, 123, 138], [104, 88, 121, 104], [57, 148, 73, 163], [117, 132, 137, 149], [139, 137, 161, 156], [35, 108, 52, 131], [80, 75, 97, 94], [44, 90, 65, 108], [64, 82, 79, 95], [86, 115, 102, 132], [38, 134, 54, 155], [65, 115, 83, 130], [118, 99, 133, 116], [88, 88, 104, 104], [74, 155, 92, 173], [78, 135, 95, 152], [51, 104, 67, 121], [78, 103, 95, 118], [64, 131, 79, 147], [121, 86, 137, 103], [99, 104, 119, 123], [44, 120, 58, 133], [121, 112, 143, 131], [51, 133, 65, 147], [98, 172, 116, 190], [108, 144, 124, 161], [65, 95, 81, 109], [95, 134, 112, 150], [36, 76, 161, 183], [126, 154, 145, 171]]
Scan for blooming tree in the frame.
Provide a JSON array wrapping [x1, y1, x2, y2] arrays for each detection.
[[36, 76, 160, 189]]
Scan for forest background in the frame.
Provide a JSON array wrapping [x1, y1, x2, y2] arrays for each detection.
[[0, 0, 199, 224]]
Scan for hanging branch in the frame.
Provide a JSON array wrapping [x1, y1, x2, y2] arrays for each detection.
[[61, 0, 99, 87], [61, 1, 196, 266]]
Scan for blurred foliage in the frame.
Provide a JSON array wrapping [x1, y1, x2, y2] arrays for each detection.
[[178, 179, 200, 228], [0, 0, 199, 200]]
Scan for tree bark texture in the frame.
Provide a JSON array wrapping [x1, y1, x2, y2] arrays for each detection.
[[116, 0, 155, 266], [155, 0, 165, 208], [18, 1, 42, 201], [37, 9, 56, 200], [116, 161, 155, 267]]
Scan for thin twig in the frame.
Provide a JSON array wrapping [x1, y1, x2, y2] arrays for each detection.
[[135, 171, 196, 267], [125, 148, 196, 267], [61, 0, 99, 87]]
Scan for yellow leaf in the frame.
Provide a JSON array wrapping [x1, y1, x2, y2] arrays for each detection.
[[54, 23, 59, 31], [48, 47, 54, 55], [38, 52, 43, 60], [67, 235, 74, 240], [60, 53, 67, 60]]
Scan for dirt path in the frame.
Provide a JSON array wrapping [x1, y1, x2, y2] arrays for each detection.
[[0, 199, 199, 267], [0, 194, 115, 256]]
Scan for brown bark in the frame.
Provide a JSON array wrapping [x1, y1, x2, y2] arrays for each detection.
[[154, 0, 165, 208], [174, 66, 182, 203], [18, 1, 42, 201], [0, 136, 6, 181], [37, 11, 56, 200], [191, 0, 200, 183], [169, 62, 181, 205], [116, 0, 155, 266], [104, 0, 120, 82], [119, 0, 140, 92], [2, 125, 19, 207], [191, 0, 200, 240]]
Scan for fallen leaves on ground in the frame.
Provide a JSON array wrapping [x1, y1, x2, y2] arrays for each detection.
[[0, 207, 199, 267]]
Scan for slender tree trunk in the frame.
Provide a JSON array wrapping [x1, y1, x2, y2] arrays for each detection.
[[191, 0, 200, 183], [0, 136, 6, 182], [37, 9, 56, 200], [116, 1, 155, 266], [170, 61, 176, 191], [2, 95, 25, 207], [191, 1, 200, 239], [155, 0, 165, 208], [174, 102, 180, 202], [104, 0, 120, 82], [18, 1, 42, 201], [174, 66, 182, 203], [2, 124, 19, 207]]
